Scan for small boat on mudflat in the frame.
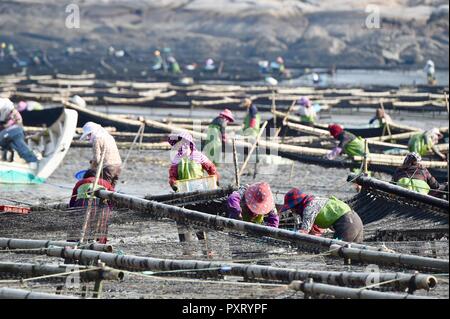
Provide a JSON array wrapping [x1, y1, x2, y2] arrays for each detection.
[[0, 109, 78, 184]]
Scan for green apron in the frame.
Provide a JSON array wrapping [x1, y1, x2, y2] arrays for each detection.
[[408, 133, 432, 156], [177, 158, 204, 181], [204, 124, 222, 164], [76, 183, 107, 200], [397, 177, 430, 194], [314, 196, 351, 229], [344, 136, 367, 157], [243, 113, 261, 137], [300, 114, 316, 124], [242, 210, 265, 224]]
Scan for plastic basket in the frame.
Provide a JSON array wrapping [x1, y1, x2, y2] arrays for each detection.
[[175, 175, 218, 193]]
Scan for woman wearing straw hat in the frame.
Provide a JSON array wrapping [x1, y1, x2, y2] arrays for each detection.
[[226, 182, 279, 228], [203, 109, 235, 164], [281, 188, 364, 243], [168, 131, 219, 191]]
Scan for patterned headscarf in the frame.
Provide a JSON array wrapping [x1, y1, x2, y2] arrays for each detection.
[[169, 131, 208, 165], [280, 188, 314, 216], [402, 152, 422, 168]]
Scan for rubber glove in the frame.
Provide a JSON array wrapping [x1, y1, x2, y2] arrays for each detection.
[[326, 147, 342, 160]]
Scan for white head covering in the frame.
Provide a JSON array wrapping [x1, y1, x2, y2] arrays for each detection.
[[425, 128, 443, 144], [80, 122, 106, 142], [70, 95, 86, 108], [0, 98, 15, 122]]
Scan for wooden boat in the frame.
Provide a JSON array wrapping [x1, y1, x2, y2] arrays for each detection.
[[62, 101, 166, 133], [56, 73, 96, 80], [0, 109, 78, 184]]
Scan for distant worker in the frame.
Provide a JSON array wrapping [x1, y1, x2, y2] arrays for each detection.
[[369, 108, 392, 128], [0, 98, 38, 165], [167, 56, 181, 74], [241, 98, 261, 137], [312, 72, 320, 85], [280, 188, 364, 243], [327, 124, 368, 159], [79, 122, 122, 187], [408, 128, 446, 160], [204, 58, 216, 72], [424, 60, 436, 85], [152, 50, 163, 71], [168, 132, 219, 191], [69, 95, 87, 108], [270, 57, 285, 75], [391, 152, 442, 195], [204, 109, 235, 164], [69, 169, 114, 208], [226, 182, 279, 228], [258, 60, 270, 74], [297, 97, 317, 125], [17, 101, 44, 112]]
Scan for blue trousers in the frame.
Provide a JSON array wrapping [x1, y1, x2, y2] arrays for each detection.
[[0, 126, 38, 163]]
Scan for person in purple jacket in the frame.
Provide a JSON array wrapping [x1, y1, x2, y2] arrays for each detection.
[[226, 182, 279, 228]]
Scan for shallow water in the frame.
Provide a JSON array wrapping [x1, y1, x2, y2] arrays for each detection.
[[286, 69, 450, 87]]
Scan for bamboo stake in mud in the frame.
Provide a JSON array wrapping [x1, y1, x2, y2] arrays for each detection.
[[80, 150, 106, 244], [238, 121, 268, 178], [271, 91, 277, 135], [274, 100, 296, 139], [232, 138, 240, 187], [380, 100, 392, 140], [363, 139, 369, 174]]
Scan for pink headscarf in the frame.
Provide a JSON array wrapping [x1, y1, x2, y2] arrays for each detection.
[[169, 131, 209, 165]]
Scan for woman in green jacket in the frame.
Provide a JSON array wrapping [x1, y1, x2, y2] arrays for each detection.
[[281, 188, 364, 243]]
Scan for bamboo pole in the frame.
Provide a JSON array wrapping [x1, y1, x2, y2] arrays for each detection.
[[145, 186, 236, 203], [363, 139, 369, 174], [238, 121, 268, 178], [329, 244, 448, 273], [352, 155, 447, 168], [43, 246, 438, 292], [274, 100, 297, 138], [232, 138, 240, 187], [285, 121, 330, 137], [71, 141, 170, 150], [347, 173, 449, 210], [0, 238, 113, 252], [80, 150, 106, 244], [288, 281, 434, 299], [0, 288, 78, 299], [0, 262, 124, 282], [95, 190, 449, 271]]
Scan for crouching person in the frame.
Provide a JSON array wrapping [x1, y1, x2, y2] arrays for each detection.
[[281, 188, 363, 243], [226, 182, 279, 228], [69, 170, 114, 208]]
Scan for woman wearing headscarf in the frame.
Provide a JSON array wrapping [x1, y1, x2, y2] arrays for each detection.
[[327, 124, 367, 160], [203, 109, 235, 164], [408, 128, 446, 160], [369, 108, 392, 128], [0, 98, 38, 164], [392, 152, 442, 195], [226, 182, 279, 228], [297, 96, 317, 125], [281, 188, 364, 243], [241, 98, 260, 137], [79, 122, 122, 187], [168, 131, 219, 191]]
